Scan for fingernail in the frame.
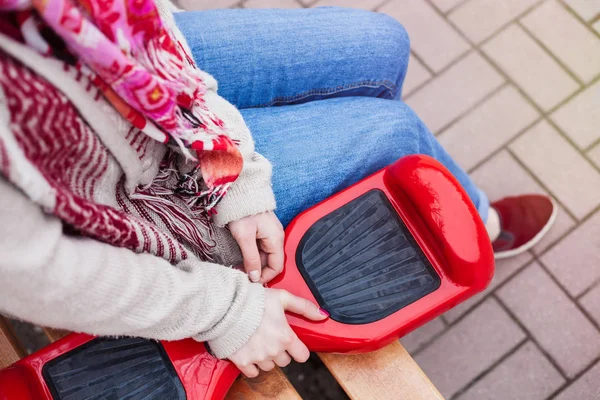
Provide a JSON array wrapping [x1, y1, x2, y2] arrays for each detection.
[[249, 270, 261, 282], [319, 308, 330, 317]]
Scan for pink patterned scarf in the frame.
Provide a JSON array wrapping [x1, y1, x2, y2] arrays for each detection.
[[0, 0, 243, 211]]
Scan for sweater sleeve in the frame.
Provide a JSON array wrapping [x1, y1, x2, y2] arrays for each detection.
[[0, 177, 264, 359]]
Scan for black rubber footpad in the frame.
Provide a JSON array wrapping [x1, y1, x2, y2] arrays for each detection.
[[296, 189, 441, 324], [42, 337, 186, 400]]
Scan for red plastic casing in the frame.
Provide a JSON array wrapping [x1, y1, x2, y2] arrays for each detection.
[[0, 155, 495, 399], [268, 155, 495, 353], [0, 335, 239, 400]]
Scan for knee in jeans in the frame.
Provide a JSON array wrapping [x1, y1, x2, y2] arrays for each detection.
[[312, 7, 411, 93], [374, 12, 411, 49], [362, 12, 411, 85], [389, 101, 434, 146]]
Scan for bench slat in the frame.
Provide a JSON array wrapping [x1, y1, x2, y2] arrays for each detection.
[[320, 341, 444, 400], [42, 327, 69, 343], [0, 318, 25, 368], [226, 367, 301, 400]]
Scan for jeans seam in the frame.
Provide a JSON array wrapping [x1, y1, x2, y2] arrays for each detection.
[[250, 79, 398, 108]]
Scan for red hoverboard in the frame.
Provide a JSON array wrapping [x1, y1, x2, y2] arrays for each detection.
[[0, 155, 494, 400]]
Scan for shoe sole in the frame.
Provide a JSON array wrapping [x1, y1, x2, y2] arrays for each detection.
[[494, 197, 559, 260]]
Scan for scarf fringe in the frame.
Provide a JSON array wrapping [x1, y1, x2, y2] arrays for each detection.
[[129, 151, 230, 260]]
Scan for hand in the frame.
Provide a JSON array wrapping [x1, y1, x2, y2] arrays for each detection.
[[229, 211, 284, 284], [228, 289, 329, 377]]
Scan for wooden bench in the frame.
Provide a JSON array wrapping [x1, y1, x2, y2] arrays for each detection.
[[0, 317, 444, 399]]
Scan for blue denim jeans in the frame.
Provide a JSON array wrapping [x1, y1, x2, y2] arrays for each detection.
[[175, 7, 489, 227]]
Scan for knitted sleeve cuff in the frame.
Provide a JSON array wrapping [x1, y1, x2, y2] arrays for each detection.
[[212, 152, 276, 227], [201, 282, 265, 359]]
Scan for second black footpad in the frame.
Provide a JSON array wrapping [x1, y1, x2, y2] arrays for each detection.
[[296, 190, 441, 324], [42, 337, 186, 400]]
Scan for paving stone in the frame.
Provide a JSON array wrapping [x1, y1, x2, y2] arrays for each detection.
[[402, 54, 432, 96], [554, 361, 600, 400], [580, 283, 600, 327], [415, 299, 525, 398], [380, 0, 470, 72], [594, 20, 600, 33], [310, 0, 385, 9], [588, 143, 600, 168], [430, 0, 465, 13], [510, 120, 600, 219], [405, 51, 503, 132], [563, 0, 600, 21], [179, 0, 239, 9], [468, 150, 576, 255], [449, 0, 539, 43], [498, 262, 600, 377], [245, 0, 302, 8], [443, 251, 533, 324], [551, 81, 600, 150], [542, 211, 600, 297], [438, 85, 538, 171], [456, 342, 565, 400], [482, 24, 579, 111], [469, 150, 544, 198], [522, 0, 600, 83], [400, 317, 446, 354]]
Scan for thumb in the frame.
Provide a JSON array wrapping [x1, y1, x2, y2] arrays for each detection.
[[233, 231, 262, 282], [281, 291, 329, 321]]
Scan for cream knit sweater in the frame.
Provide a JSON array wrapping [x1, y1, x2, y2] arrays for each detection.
[[0, 1, 275, 359]]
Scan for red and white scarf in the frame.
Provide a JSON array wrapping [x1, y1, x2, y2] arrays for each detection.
[[1, 0, 243, 210], [0, 0, 248, 262]]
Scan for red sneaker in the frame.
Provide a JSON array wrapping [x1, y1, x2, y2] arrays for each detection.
[[491, 194, 557, 259]]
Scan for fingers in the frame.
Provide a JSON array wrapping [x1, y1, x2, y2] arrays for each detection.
[[257, 360, 276, 372], [238, 363, 260, 378], [231, 228, 262, 282], [274, 352, 292, 368], [286, 332, 310, 363], [230, 212, 285, 284], [260, 267, 280, 284], [237, 354, 290, 378], [281, 291, 329, 321], [258, 250, 281, 284], [258, 238, 284, 284], [259, 251, 269, 267], [257, 217, 285, 283]]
